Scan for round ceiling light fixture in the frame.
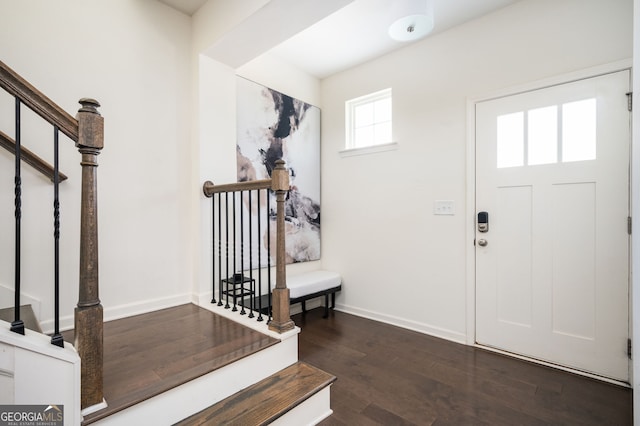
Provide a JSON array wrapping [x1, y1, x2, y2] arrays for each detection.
[[388, 0, 434, 42]]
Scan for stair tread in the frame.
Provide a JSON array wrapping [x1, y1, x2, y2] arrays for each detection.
[[175, 361, 336, 426]]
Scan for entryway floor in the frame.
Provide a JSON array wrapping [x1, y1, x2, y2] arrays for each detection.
[[295, 308, 633, 425]]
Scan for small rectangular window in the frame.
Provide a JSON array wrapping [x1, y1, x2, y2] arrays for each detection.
[[528, 105, 558, 166], [497, 112, 524, 168], [562, 99, 596, 163], [496, 97, 597, 169], [346, 88, 392, 149]]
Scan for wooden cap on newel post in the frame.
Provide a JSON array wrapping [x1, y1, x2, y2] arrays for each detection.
[[269, 159, 295, 333], [74, 98, 105, 409]]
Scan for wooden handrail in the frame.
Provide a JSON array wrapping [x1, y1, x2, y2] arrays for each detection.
[[0, 61, 74, 183], [0, 60, 78, 141], [203, 178, 272, 196], [0, 130, 68, 182]]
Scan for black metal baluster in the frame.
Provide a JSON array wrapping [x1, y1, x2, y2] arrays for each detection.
[[51, 126, 63, 347], [224, 192, 230, 309], [248, 190, 254, 318], [11, 98, 24, 335], [232, 192, 238, 312], [211, 196, 216, 304], [217, 193, 223, 306], [257, 189, 263, 321], [239, 191, 246, 315]]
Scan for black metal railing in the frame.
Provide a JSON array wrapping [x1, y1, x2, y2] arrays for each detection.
[[51, 125, 63, 347], [7, 98, 65, 347], [211, 188, 274, 322], [204, 160, 294, 334], [11, 98, 24, 336]]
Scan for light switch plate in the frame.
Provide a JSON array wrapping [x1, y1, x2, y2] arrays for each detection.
[[434, 200, 455, 215]]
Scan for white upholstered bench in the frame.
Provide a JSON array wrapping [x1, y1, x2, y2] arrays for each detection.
[[288, 270, 342, 318]]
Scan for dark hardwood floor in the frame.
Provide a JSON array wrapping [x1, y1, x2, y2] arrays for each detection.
[[63, 304, 278, 424], [293, 308, 632, 426]]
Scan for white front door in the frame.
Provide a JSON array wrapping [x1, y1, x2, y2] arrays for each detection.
[[475, 70, 630, 381]]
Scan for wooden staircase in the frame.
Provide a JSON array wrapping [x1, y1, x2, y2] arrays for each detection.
[[58, 304, 334, 425], [1, 59, 335, 424]]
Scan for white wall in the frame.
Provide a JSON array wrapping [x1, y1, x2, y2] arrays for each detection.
[[320, 0, 633, 341], [191, 1, 329, 304], [0, 0, 193, 331], [238, 54, 321, 106]]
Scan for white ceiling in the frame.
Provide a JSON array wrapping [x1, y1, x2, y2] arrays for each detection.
[[269, 0, 520, 79], [160, 0, 521, 79]]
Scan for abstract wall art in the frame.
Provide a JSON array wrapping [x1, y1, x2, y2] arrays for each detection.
[[236, 77, 321, 265]]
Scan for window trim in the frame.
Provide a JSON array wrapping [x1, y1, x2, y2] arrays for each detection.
[[339, 141, 399, 158], [345, 88, 393, 151]]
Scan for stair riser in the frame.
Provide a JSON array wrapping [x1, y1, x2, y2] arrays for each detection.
[[271, 386, 333, 426]]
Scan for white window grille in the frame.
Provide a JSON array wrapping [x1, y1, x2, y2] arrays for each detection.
[[345, 88, 392, 150]]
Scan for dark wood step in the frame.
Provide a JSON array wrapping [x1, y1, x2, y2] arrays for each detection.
[[175, 361, 336, 426]]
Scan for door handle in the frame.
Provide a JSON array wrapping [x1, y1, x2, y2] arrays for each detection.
[[478, 239, 488, 247]]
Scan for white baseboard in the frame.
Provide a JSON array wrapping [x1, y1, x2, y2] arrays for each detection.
[[102, 293, 193, 323], [38, 290, 322, 335], [40, 293, 193, 334], [195, 292, 323, 317], [198, 302, 301, 340], [335, 303, 466, 344]]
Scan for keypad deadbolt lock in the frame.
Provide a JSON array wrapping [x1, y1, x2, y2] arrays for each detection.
[[478, 211, 489, 233]]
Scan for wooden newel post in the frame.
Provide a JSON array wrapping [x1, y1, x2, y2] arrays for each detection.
[[74, 98, 104, 409], [268, 159, 295, 333]]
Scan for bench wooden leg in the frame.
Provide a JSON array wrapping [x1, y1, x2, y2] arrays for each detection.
[[301, 300, 306, 313], [331, 292, 336, 309]]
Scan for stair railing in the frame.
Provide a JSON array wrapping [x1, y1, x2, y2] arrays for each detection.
[[0, 60, 104, 409], [203, 159, 295, 333]]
